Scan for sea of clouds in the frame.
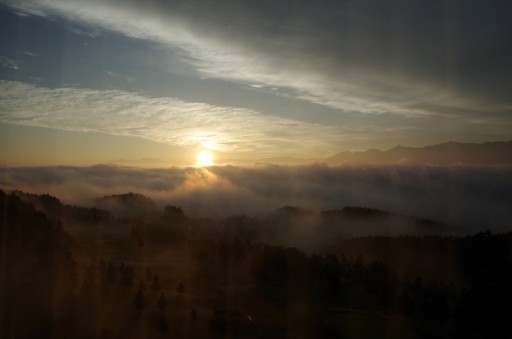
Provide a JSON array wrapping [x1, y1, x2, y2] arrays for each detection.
[[1, 163, 511, 234]]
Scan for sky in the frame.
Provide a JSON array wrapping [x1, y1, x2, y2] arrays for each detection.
[[1, 0, 511, 166]]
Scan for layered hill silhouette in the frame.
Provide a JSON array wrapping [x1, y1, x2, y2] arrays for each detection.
[[93, 192, 156, 208], [259, 205, 452, 250], [9, 190, 452, 243], [13, 190, 111, 224], [326, 140, 512, 165], [93, 192, 158, 217]]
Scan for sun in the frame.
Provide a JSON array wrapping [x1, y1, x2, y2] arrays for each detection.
[[197, 151, 215, 167]]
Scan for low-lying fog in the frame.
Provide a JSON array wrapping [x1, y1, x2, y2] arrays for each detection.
[[1, 163, 511, 233]]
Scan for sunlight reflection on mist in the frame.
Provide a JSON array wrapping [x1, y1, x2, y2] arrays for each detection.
[[1, 164, 511, 231]]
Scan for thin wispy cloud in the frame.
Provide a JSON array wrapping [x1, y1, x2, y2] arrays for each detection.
[[0, 80, 342, 156], [0, 56, 19, 70]]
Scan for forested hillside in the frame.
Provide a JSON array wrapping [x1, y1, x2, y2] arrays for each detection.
[[1, 190, 511, 338]]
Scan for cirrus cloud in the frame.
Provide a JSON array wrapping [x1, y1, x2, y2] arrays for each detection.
[[0, 80, 343, 156]]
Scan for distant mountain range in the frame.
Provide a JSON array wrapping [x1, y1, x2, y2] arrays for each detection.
[[325, 140, 512, 165], [104, 140, 512, 167]]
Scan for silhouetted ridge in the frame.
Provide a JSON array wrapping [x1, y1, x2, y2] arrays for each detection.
[[341, 206, 391, 218], [274, 206, 313, 217], [93, 192, 158, 217], [327, 139, 512, 165], [0, 190, 76, 258], [12, 190, 64, 214], [13, 190, 111, 224], [94, 192, 156, 207], [163, 205, 189, 223]]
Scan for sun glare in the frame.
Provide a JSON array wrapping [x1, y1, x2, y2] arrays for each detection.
[[197, 151, 214, 167]]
